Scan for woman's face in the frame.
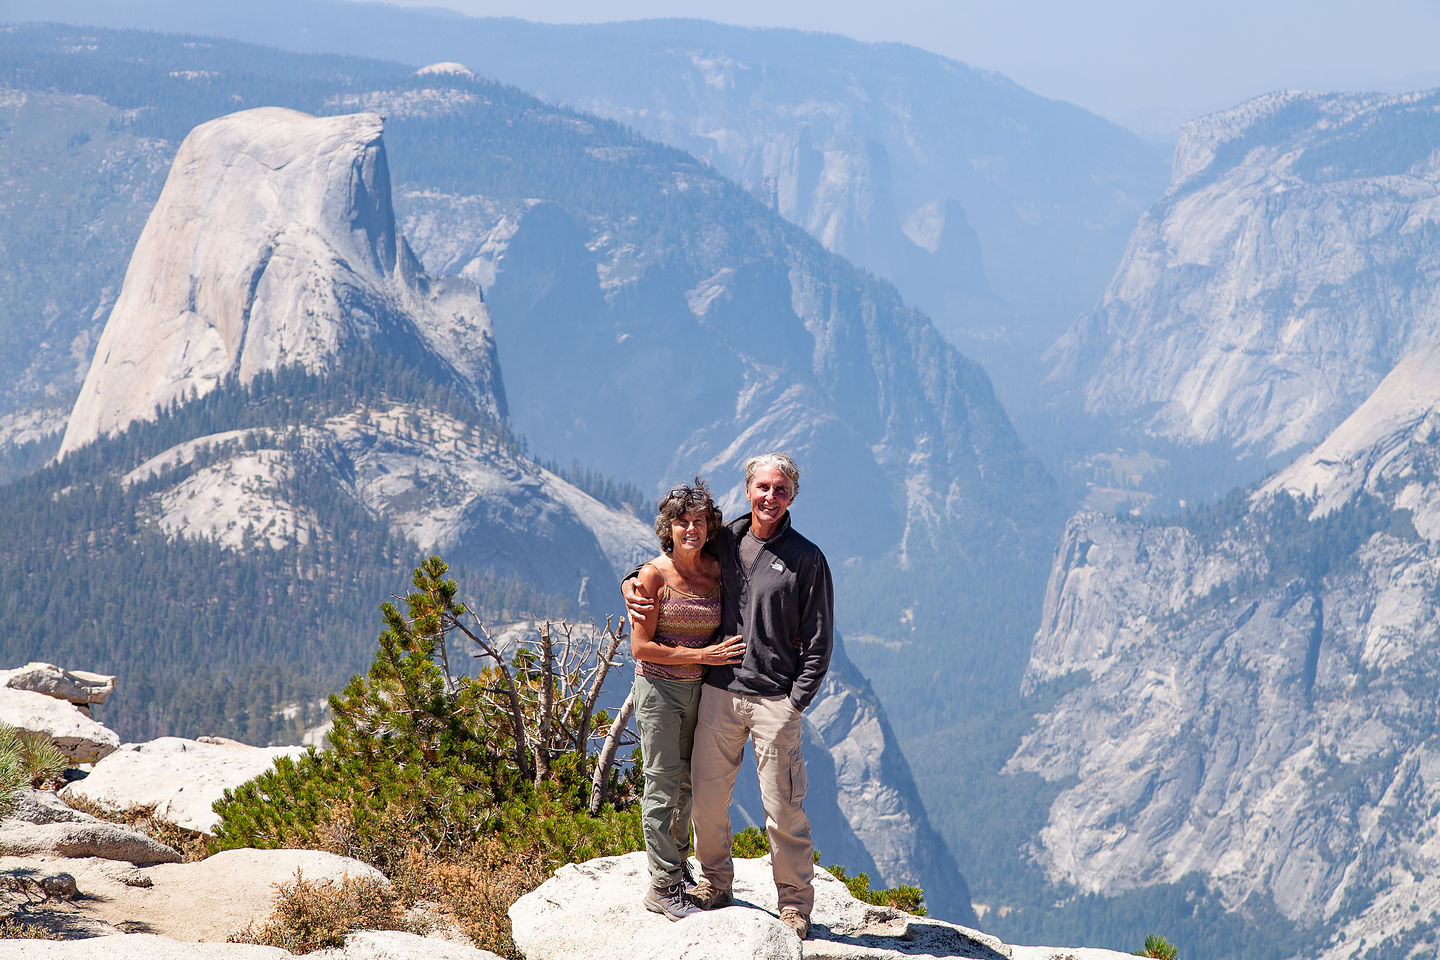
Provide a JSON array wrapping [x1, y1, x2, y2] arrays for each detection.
[[671, 510, 708, 554]]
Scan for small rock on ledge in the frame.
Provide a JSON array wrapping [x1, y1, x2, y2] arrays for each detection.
[[0, 662, 116, 707]]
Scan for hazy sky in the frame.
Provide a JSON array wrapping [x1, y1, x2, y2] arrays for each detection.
[[368, 0, 1440, 139]]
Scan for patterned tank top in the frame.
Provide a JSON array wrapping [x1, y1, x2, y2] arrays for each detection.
[[639, 581, 722, 682]]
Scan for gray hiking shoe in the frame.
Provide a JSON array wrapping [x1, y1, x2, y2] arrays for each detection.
[[688, 878, 734, 910], [780, 907, 811, 939], [643, 881, 700, 921]]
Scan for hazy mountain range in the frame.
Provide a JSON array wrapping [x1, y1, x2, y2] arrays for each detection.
[[7, 0, 1171, 431], [0, 21, 1052, 926], [13, 8, 1440, 958]]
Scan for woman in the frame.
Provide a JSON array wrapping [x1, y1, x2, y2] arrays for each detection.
[[629, 477, 746, 921]]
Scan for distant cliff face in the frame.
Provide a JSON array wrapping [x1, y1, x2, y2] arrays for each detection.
[[1015, 341, 1440, 957], [60, 104, 650, 599], [445, 18, 1167, 355], [382, 82, 1058, 581], [61, 107, 502, 456], [1049, 89, 1440, 458], [805, 647, 977, 924]]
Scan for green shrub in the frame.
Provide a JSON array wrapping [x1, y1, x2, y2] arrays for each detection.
[[826, 862, 927, 916], [0, 724, 66, 819], [210, 557, 644, 958], [732, 826, 770, 859], [1134, 933, 1180, 959]]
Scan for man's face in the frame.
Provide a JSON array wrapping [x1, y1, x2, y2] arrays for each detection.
[[746, 465, 794, 528]]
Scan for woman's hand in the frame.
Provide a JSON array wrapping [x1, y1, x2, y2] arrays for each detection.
[[698, 634, 746, 666]]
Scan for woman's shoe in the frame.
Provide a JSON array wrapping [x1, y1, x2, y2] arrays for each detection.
[[643, 881, 700, 920]]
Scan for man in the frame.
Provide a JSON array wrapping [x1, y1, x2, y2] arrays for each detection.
[[625, 452, 833, 939]]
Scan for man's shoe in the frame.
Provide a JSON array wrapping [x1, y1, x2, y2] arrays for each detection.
[[643, 882, 700, 921], [687, 878, 734, 910], [779, 907, 811, 939]]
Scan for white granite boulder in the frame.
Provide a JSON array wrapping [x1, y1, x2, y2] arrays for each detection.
[[0, 662, 115, 710], [5, 786, 94, 825], [0, 820, 183, 866], [0, 686, 119, 762], [0, 785, 181, 866], [509, 852, 1014, 960], [61, 736, 307, 834]]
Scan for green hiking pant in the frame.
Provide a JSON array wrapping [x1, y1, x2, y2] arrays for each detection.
[[634, 673, 703, 886]]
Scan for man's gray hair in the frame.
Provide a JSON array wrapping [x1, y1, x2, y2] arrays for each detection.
[[743, 452, 800, 498]]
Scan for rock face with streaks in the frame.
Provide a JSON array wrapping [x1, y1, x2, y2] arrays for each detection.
[[1, 663, 114, 711], [446, 19, 1166, 348], [1015, 341, 1440, 957], [1049, 89, 1440, 458], [56, 105, 653, 599], [60, 107, 501, 456], [803, 650, 974, 924]]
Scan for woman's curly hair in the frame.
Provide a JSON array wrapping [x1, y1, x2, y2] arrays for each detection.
[[654, 476, 724, 553]]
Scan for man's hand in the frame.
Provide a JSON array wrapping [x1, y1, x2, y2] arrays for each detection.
[[699, 634, 745, 666], [623, 576, 655, 625]]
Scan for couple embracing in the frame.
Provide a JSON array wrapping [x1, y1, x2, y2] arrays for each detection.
[[623, 452, 833, 940]]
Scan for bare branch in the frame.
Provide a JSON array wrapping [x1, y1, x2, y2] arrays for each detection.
[[590, 689, 635, 815], [536, 621, 555, 783], [578, 615, 627, 755], [457, 613, 531, 781]]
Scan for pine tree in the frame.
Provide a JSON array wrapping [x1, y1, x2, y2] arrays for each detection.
[[210, 557, 642, 871]]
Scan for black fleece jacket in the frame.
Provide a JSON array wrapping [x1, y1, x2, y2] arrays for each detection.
[[708, 512, 834, 711]]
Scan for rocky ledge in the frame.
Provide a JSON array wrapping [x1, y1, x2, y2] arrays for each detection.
[[1, 663, 1129, 960], [510, 852, 1131, 960]]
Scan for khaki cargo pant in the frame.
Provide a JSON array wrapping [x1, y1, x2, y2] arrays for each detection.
[[691, 684, 814, 914]]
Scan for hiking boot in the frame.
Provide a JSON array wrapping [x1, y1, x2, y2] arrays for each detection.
[[643, 881, 699, 921], [780, 907, 811, 939], [687, 878, 734, 910]]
